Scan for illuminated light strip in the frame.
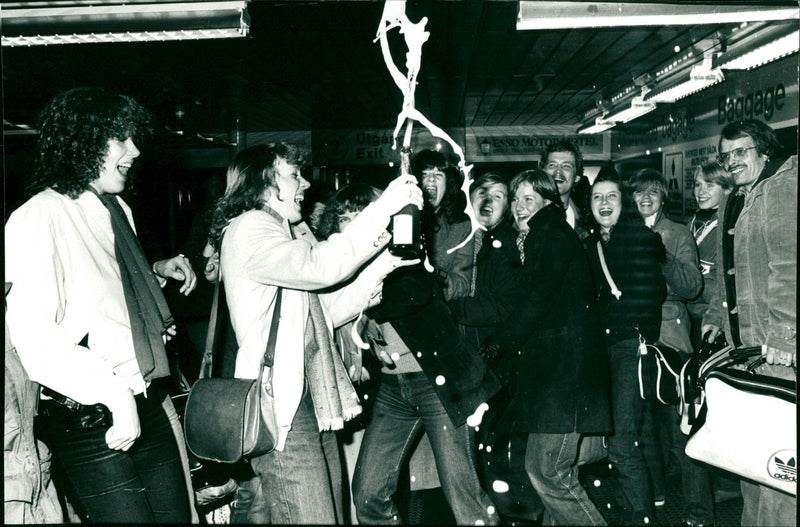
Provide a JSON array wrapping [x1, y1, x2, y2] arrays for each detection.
[[721, 30, 800, 70], [1, 1, 248, 19], [578, 118, 615, 135], [2, 27, 248, 46], [604, 96, 656, 123], [517, 2, 799, 30]]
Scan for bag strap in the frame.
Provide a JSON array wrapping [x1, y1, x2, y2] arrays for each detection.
[[698, 345, 763, 382], [198, 235, 282, 380], [596, 241, 621, 299], [199, 279, 221, 380], [260, 288, 282, 370]]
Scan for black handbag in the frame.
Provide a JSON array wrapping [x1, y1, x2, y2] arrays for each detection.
[[637, 336, 684, 405], [184, 275, 282, 464]]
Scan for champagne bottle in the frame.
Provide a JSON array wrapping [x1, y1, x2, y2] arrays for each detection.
[[389, 147, 423, 259]]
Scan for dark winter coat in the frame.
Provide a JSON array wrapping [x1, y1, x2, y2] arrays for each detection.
[[486, 204, 611, 434], [370, 265, 501, 427], [448, 219, 524, 350]]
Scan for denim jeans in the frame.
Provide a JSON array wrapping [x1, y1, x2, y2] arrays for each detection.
[[38, 385, 190, 523], [525, 432, 606, 526], [606, 339, 655, 524], [231, 385, 343, 524], [352, 372, 499, 525]]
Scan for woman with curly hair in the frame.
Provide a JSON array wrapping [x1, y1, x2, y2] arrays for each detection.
[[5, 87, 196, 523]]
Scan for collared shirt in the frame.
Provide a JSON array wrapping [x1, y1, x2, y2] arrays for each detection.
[[5, 189, 147, 409]]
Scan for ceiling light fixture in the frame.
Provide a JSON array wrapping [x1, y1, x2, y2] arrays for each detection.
[[604, 95, 657, 123], [721, 29, 799, 70], [648, 52, 725, 103], [517, 1, 799, 30], [577, 117, 615, 135], [2, 1, 250, 47]]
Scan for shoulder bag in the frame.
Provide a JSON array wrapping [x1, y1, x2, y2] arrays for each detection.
[[184, 272, 282, 463], [684, 346, 796, 495]]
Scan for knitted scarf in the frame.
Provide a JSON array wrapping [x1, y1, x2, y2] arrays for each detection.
[[286, 221, 361, 431], [93, 191, 172, 382]]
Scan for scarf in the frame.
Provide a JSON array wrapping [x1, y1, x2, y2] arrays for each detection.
[[93, 191, 173, 382], [285, 221, 361, 431], [303, 291, 363, 431]]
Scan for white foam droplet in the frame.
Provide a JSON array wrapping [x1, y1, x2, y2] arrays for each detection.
[[492, 239, 501, 248], [492, 480, 509, 493], [486, 446, 492, 453], [487, 506, 495, 515], [593, 479, 601, 487], [364, 394, 369, 400], [435, 375, 446, 385], [644, 517, 650, 524], [634, 441, 639, 447], [411, 476, 416, 483], [608, 463, 613, 470], [391, 352, 401, 362], [475, 521, 485, 526], [417, 352, 422, 358], [607, 503, 612, 509], [478, 443, 484, 450], [677, 318, 681, 324]]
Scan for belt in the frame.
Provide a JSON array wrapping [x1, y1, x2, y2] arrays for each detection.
[[40, 387, 113, 432]]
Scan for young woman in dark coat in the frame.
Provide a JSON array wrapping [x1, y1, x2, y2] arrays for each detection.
[[582, 171, 667, 526], [480, 169, 611, 526]]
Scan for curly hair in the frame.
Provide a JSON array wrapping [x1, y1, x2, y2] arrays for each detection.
[[208, 143, 308, 245], [28, 87, 154, 198], [541, 139, 584, 180], [316, 182, 382, 240]]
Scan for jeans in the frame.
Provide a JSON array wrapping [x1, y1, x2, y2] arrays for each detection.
[[38, 385, 190, 523], [231, 385, 343, 524], [525, 432, 606, 526], [606, 339, 655, 525], [352, 372, 498, 525]]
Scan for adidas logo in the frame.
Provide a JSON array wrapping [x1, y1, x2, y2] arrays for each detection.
[[767, 450, 797, 483]]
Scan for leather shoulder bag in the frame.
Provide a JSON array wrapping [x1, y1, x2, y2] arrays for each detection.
[[184, 269, 282, 464]]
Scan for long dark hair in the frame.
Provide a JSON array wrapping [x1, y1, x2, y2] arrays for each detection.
[[411, 149, 467, 226], [29, 87, 154, 198], [208, 143, 307, 245]]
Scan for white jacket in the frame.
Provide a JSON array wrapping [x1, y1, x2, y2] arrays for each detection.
[[220, 203, 394, 450]]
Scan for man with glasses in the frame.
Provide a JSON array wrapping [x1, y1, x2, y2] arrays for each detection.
[[542, 140, 584, 233], [702, 119, 796, 527]]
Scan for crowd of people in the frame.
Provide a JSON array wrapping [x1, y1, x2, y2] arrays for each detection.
[[4, 87, 796, 527]]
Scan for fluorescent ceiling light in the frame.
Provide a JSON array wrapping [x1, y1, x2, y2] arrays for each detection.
[[2, 1, 250, 47], [3, 28, 247, 46], [721, 30, 800, 70], [604, 96, 656, 123], [648, 55, 725, 103], [578, 118, 615, 135], [517, 1, 799, 30]]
